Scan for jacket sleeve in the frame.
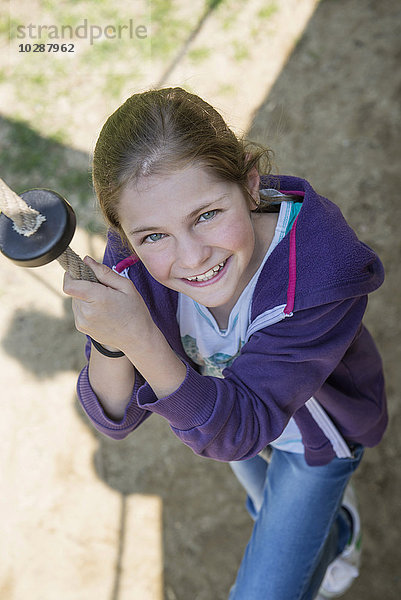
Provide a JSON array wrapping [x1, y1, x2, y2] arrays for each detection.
[[76, 231, 153, 439], [76, 338, 152, 439], [135, 296, 368, 461]]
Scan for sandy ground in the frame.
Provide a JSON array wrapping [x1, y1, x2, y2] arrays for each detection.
[[1, 1, 400, 599]]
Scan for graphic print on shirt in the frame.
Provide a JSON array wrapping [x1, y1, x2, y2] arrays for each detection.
[[181, 334, 244, 377]]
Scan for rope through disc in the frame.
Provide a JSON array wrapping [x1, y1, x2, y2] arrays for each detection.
[[0, 177, 98, 282]]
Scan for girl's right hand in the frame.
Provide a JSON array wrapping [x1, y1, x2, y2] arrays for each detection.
[[63, 256, 155, 354]]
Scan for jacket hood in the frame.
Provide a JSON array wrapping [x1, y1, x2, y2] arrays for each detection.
[[252, 175, 385, 316]]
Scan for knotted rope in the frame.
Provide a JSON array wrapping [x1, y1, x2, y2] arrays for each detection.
[[0, 178, 46, 236], [0, 178, 98, 282]]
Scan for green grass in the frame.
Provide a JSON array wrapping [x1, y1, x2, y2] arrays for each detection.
[[1, 17, 24, 39], [188, 46, 211, 64], [149, 0, 192, 58], [217, 82, 236, 96], [257, 2, 278, 20], [232, 40, 249, 62]]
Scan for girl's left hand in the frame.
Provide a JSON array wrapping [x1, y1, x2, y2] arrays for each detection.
[[63, 255, 156, 353]]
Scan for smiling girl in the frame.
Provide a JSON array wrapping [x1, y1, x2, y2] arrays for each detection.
[[64, 88, 387, 599]]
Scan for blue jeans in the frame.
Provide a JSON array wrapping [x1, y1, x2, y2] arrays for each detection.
[[228, 445, 364, 600]]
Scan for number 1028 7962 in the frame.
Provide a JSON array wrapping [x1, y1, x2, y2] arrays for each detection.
[[19, 43, 75, 53]]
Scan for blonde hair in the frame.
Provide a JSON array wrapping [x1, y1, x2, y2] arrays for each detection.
[[92, 87, 275, 244]]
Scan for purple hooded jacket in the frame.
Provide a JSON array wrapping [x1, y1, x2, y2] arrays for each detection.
[[77, 175, 387, 466]]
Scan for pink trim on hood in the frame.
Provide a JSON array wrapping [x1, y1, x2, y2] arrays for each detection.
[[284, 215, 298, 315], [114, 255, 139, 273]]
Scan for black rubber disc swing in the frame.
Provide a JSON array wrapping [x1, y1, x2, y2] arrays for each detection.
[[0, 178, 97, 281], [0, 177, 126, 355]]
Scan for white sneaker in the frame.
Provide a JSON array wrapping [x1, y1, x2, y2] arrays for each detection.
[[318, 483, 362, 598]]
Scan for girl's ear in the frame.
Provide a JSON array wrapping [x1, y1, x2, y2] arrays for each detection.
[[246, 165, 261, 210]]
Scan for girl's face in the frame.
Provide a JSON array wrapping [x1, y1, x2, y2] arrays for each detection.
[[118, 164, 266, 311]]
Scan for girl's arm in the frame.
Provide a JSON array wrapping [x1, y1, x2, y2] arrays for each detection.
[[76, 338, 151, 439], [88, 344, 135, 420], [65, 256, 187, 436]]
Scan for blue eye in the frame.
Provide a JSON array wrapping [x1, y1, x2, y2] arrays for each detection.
[[199, 210, 217, 221], [144, 232, 165, 243]]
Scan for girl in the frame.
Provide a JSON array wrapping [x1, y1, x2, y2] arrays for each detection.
[[64, 87, 387, 599]]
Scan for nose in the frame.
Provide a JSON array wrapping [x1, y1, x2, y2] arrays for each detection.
[[176, 232, 212, 272]]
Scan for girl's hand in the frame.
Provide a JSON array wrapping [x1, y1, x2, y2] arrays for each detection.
[[63, 256, 155, 353]]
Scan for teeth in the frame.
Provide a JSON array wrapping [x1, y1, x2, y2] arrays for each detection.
[[186, 261, 226, 282]]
